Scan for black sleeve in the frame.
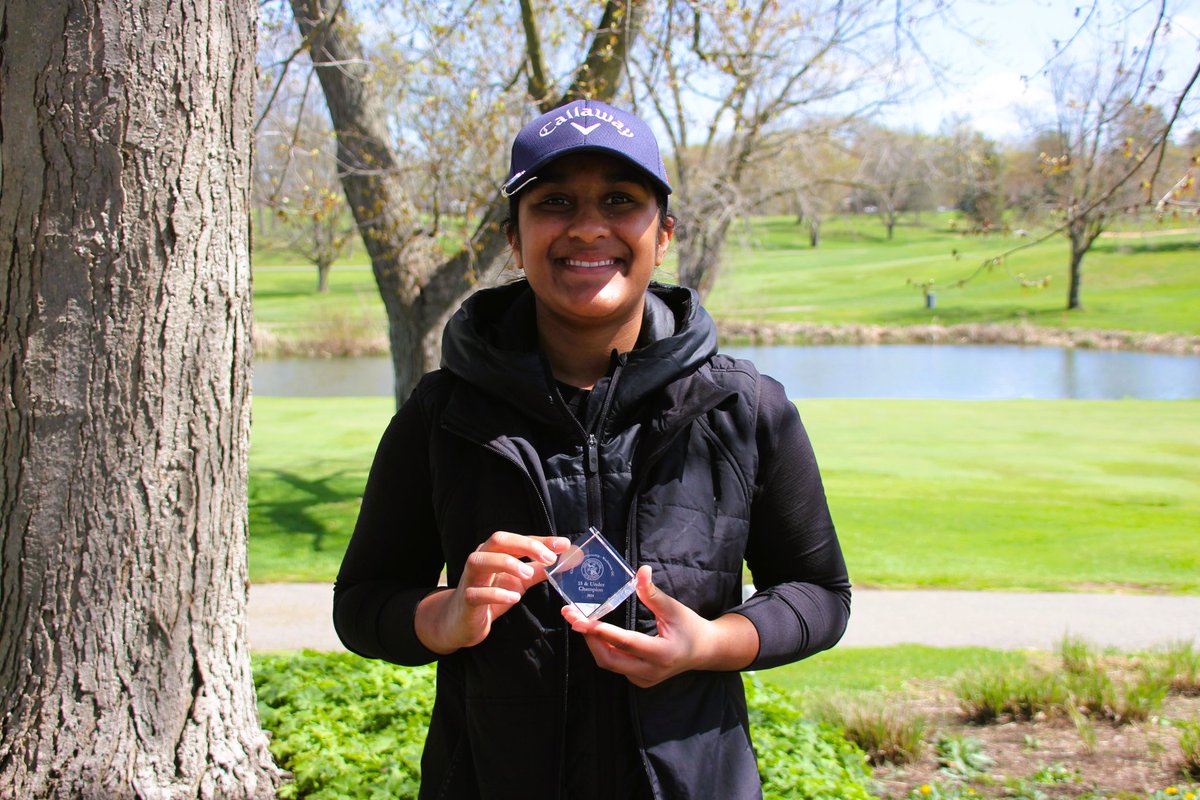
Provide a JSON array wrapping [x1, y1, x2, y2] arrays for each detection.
[[332, 389, 446, 666], [729, 375, 852, 670]]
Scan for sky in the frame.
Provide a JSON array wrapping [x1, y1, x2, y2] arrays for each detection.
[[887, 0, 1200, 143]]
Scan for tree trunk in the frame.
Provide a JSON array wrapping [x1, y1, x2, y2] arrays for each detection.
[[317, 261, 332, 293], [1068, 240, 1085, 310], [0, 2, 281, 798], [675, 212, 735, 301], [291, 0, 644, 406]]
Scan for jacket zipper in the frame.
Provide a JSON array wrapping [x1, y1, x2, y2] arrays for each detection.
[[622, 400, 734, 800], [443, 424, 568, 798], [574, 359, 623, 533]]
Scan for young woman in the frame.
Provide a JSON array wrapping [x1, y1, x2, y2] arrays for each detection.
[[333, 99, 851, 800]]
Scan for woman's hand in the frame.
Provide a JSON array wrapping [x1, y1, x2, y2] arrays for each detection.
[[561, 565, 760, 688], [415, 531, 570, 655]]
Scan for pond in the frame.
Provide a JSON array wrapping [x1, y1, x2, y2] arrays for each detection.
[[253, 344, 1200, 400]]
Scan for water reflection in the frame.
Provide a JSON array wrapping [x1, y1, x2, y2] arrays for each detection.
[[253, 344, 1200, 400]]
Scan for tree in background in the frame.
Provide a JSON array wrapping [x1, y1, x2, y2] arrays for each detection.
[[630, 0, 948, 297], [283, 0, 644, 403], [255, 25, 356, 293], [937, 122, 1006, 232], [846, 124, 937, 239], [931, 2, 1198, 308], [1, 1, 281, 796], [1041, 47, 1194, 308]]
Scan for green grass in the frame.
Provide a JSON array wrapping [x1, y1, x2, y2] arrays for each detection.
[[248, 397, 393, 582], [705, 214, 1200, 334], [758, 645, 1030, 697], [252, 265, 386, 340], [248, 397, 1200, 592], [801, 399, 1200, 593], [251, 213, 1200, 339]]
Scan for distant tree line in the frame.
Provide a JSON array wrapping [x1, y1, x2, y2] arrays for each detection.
[[256, 0, 1198, 402]]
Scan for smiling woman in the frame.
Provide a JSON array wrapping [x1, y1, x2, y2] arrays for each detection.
[[507, 151, 674, 388], [330, 99, 852, 800]]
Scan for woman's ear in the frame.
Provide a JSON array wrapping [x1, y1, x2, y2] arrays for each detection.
[[655, 216, 675, 266], [507, 228, 523, 270]]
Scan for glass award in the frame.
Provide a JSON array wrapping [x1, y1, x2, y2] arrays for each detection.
[[546, 527, 637, 619]]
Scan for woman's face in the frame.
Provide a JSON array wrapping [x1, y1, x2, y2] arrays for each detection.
[[510, 152, 672, 336]]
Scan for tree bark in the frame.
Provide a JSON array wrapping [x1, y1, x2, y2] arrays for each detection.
[[291, 0, 644, 406], [0, 2, 281, 797], [675, 211, 735, 301], [1068, 245, 1084, 310]]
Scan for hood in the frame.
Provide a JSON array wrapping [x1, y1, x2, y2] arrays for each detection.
[[440, 280, 718, 430]]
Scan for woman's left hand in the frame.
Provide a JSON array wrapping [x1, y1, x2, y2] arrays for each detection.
[[561, 565, 760, 688]]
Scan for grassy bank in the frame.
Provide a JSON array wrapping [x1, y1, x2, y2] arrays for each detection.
[[251, 214, 1200, 355], [708, 215, 1200, 335], [248, 397, 1200, 592]]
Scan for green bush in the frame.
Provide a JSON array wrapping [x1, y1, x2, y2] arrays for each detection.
[[953, 667, 1067, 723], [934, 733, 993, 780], [953, 640, 1174, 727], [745, 678, 879, 799], [254, 651, 435, 799], [808, 694, 927, 766], [1180, 719, 1200, 780], [1161, 642, 1200, 697], [253, 653, 879, 799]]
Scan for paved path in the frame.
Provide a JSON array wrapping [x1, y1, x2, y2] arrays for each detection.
[[248, 583, 1200, 654]]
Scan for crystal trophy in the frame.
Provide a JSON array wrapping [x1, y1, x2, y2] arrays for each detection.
[[546, 527, 637, 619]]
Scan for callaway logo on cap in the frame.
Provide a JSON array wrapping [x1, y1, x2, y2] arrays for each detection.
[[501, 99, 672, 199]]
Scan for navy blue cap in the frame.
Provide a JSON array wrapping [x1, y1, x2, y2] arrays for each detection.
[[502, 100, 671, 199]]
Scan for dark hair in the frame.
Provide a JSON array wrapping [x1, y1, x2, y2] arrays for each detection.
[[505, 191, 674, 241]]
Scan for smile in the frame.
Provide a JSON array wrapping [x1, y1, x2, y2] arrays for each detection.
[[562, 258, 619, 269]]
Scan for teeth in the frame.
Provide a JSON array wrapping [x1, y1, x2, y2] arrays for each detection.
[[564, 258, 616, 269]]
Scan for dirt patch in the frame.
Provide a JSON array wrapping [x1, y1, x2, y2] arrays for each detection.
[[873, 690, 1200, 798], [716, 320, 1200, 355]]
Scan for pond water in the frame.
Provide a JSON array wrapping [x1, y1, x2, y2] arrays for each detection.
[[253, 344, 1200, 400]]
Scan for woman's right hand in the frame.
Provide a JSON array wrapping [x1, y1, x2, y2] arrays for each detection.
[[414, 531, 570, 655]]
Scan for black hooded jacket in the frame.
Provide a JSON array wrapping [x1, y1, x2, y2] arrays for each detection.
[[333, 281, 851, 799]]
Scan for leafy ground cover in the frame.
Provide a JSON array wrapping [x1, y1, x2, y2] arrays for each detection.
[[253, 652, 878, 800], [252, 644, 1200, 799], [248, 397, 1200, 592]]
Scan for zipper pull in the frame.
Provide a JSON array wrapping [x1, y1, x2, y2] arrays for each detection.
[[586, 433, 599, 474]]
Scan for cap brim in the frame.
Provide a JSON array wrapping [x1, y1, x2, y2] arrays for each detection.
[[501, 144, 671, 199]]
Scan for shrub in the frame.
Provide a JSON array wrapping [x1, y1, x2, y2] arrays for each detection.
[[934, 733, 993, 780], [254, 651, 435, 799], [953, 644, 1169, 726], [744, 678, 880, 799], [1162, 642, 1200, 696], [253, 653, 881, 800], [953, 667, 1066, 723], [1059, 635, 1099, 676], [809, 694, 927, 765], [1180, 720, 1200, 780]]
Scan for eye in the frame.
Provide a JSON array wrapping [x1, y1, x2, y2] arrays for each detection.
[[535, 194, 570, 209]]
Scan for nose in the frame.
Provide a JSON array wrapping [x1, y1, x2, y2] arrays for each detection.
[[566, 202, 608, 243]]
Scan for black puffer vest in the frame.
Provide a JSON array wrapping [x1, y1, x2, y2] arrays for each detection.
[[416, 280, 764, 799]]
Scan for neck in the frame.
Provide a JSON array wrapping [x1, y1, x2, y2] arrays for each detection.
[[535, 303, 644, 390]]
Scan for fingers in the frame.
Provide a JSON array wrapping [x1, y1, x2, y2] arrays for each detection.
[[634, 565, 681, 621], [462, 585, 522, 608], [463, 532, 571, 591], [560, 568, 709, 688], [479, 531, 569, 567]]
